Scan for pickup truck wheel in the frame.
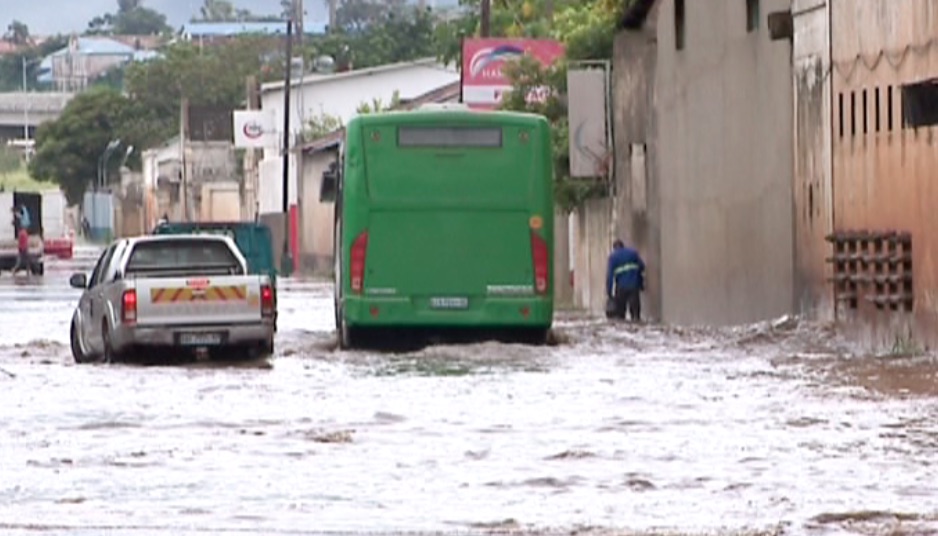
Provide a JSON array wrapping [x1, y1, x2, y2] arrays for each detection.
[[70, 322, 95, 364], [101, 321, 120, 364]]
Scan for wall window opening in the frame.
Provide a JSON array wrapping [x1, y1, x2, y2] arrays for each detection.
[[850, 91, 856, 137], [887, 86, 894, 131], [874, 87, 881, 132], [901, 78, 938, 129], [862, 89, 868, 134], [675, 0, 685, 50], [838, 93, 844, 138], [746, 0, 760, 32]]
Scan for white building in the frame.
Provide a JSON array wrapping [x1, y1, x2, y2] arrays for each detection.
[[254, 59, 459, 273], [259, 57, 459, 147]]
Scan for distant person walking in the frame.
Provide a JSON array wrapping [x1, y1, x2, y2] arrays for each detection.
[[14, 205, 30, 231], [11, 226, 31, 277], [605, 239, 645, 322]]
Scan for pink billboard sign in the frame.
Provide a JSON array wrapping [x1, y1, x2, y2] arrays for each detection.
[[461, 38, 566, 109]]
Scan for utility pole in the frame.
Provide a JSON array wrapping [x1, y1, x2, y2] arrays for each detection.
[[481, 0, 491, 37], [295, 0, 304, 48], [327, 0, 337, 33], [245, 75, 260, 221], [280, 18, 294, 277], [180, 98, 190, 223]]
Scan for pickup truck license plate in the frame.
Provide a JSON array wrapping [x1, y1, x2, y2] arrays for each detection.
[[429, 297, 469, 309], [178, 332, 224, 346]]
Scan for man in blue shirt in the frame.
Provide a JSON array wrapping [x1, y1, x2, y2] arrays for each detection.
[[605, 239, 645, 322]]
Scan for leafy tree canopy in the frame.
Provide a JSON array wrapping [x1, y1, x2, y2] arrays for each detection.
[[87, 0, 172, 35], [28, 88, 141, 204], [307, 5, 436, 70], [484, 0, 620, 211], [4, 20, 30, 45], [194, 0, 281, 22], [124, 36, 287, 141]]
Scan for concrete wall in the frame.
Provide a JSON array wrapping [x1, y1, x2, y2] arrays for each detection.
[[297, 149, 336, 275], [573, 196, 615, 313], [654, 0, 795, 325], [826, 0, 938, 349], [553, 209, 574, 307], [199, 181, 241, 222], [792, 0, 835, 320], [612, 26, 662, 321], [142, 139, 238, 224]]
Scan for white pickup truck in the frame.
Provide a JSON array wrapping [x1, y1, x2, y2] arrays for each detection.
[[68, 235, 276, 363]]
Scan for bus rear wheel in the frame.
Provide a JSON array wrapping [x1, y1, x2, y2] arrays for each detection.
[[337, 309, 358, 350]]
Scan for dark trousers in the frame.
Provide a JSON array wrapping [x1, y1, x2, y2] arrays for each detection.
[[608, 286, 641, 321]]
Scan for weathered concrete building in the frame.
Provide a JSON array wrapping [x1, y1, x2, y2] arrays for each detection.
[[790, 0, 938, 349], [612, 0, 795, 325]]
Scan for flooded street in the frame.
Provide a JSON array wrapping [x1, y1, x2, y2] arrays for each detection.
[[1, 248, 937, 535]]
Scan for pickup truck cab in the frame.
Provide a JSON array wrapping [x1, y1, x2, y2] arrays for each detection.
[[68, 235, 276, 363]]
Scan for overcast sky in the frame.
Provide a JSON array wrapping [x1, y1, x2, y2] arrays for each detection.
[[3, 1, 329, 35]]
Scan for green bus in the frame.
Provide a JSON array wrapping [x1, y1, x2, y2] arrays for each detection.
[[327, 106, 555, 349]]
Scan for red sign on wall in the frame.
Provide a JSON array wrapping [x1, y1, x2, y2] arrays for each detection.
[[461, 38, 566, 109]]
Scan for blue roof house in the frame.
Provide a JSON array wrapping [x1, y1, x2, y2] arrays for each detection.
[[37, 36, 163, 91]]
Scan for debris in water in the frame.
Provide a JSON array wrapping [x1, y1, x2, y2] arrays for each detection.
[[306, 429, 354, 443]]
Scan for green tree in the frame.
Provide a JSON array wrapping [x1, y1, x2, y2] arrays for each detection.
[[303, 113, 344, 141], [28, 88, 141, 204], [124, 37, 286, 142], [87, 0, 171, 35], [197, 0, 237, 21], [0, 146, 20, 177], [433, 0, 623, 66], [4, 20, 30, 45], [306, 6, 436, 70], [355, 90, 400, 114], [437, 0, 623, 211], [334, 0, 407, 32]]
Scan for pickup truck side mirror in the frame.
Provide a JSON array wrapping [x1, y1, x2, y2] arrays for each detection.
[[320, 161, 339, 203], [69, 273, 88, 289]]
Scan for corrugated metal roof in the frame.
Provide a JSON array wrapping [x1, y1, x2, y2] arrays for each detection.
[[262, 57, 452, 93], [51, 37, 136, 57]]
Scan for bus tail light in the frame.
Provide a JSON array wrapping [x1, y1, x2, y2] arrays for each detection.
[[531, 231, 549, 295], [260, 284, 275, 318], [121, 290, 137, 324], [350, 230, 369, 294]]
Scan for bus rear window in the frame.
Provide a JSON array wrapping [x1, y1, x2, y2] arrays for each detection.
[[397, 126, 502, 148]]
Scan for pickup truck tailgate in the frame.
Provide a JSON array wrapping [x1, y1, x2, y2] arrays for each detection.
[[134, 276, 264, 326]]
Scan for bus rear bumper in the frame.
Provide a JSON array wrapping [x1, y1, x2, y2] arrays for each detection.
[[343, 296, 553, 328]]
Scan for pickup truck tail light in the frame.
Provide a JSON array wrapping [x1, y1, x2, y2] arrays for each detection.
[[121, 290, 137, 324], [260, 284, 274, 318]]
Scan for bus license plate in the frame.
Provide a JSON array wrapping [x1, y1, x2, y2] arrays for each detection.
[[178, 332, 224, 346], [430, 297, 469, 309]]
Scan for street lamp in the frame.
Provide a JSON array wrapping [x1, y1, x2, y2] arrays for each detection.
[[21, 56, 43, 152], [119, 145, 134, 170], [97, 139, 121, 191], [89, 139, 120, 242]]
